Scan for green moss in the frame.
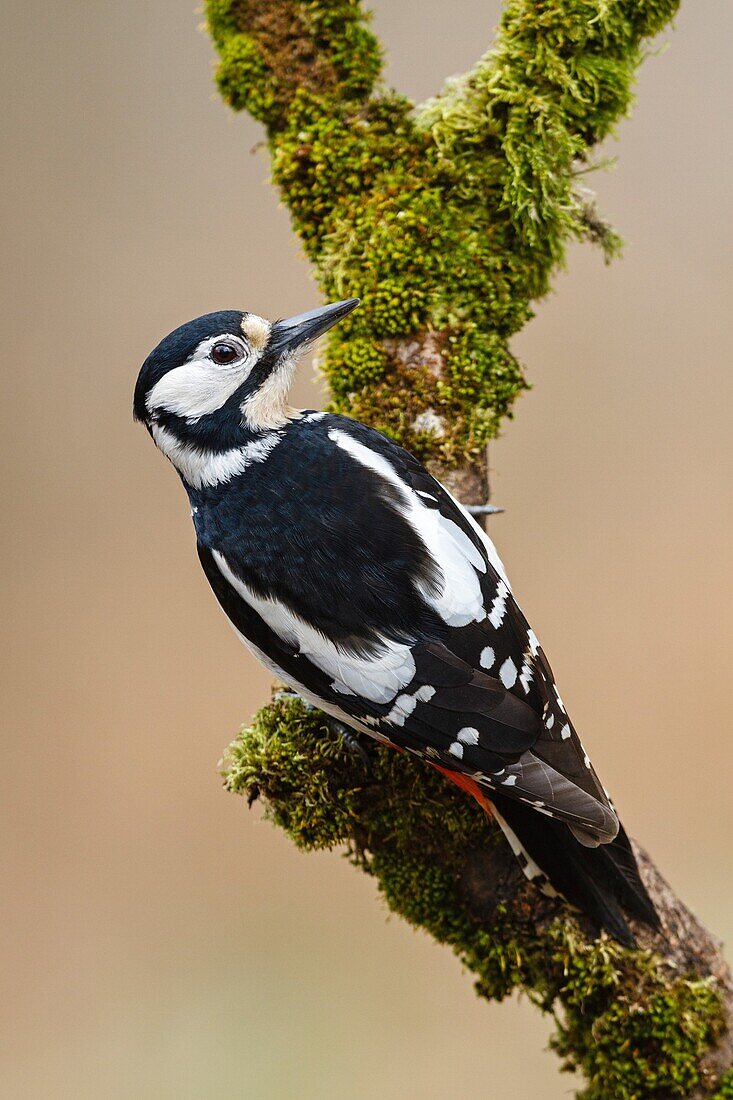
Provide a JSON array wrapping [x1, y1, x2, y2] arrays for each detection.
[[266, 90, 535, 458], [325, 336, 389, 397], [222, 697, 727, 1097], [207, 0, 381, 130], [361, 281, 428, 337], [713, 1069, 733, 1098], [215, 35, 271, 121], [417, 0, 679, 274], [204, 4, 726, 1094], [222, 697, 362, 848], [306, 1, 383, 103], [205, 0, 240, 47], [205, 0, 679, 468], [563, 977, 725, 1098]]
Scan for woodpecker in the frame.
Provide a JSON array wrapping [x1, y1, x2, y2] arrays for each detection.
[[134, 299, 658, 944]]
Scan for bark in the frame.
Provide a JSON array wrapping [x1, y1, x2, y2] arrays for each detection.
[[460, 823, 733, 1095], [631, 847, 733, 1094]]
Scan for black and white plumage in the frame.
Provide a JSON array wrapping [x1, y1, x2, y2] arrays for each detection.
[[134, 299, 658, 944]]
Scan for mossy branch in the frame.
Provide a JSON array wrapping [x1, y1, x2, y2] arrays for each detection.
[[206, 0, 678, 468], [417, 0, 677, 268], [223, 697, 732, 1098], [203, 1, 732, 1094]]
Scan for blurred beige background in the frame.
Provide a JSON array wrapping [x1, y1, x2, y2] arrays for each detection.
[[2, 2, 732, 1097]]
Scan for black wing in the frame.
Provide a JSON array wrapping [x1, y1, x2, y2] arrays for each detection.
[[199, 415, 618, 845], [372, 435, 618, 844]]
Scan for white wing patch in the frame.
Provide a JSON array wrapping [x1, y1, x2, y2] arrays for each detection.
[[384, 685, 436, 726], [519, 659, 533, 694], [479, 646, 495, 669], [224, 624, 392, 743], [488, 580, 510, 629], [438, 485, 512, 590], [213, 550, 416, 704], [499, 656, 518, 689], [329, 429, 486, 627]]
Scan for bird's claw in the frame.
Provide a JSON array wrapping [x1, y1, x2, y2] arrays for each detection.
[[272, 691, 371, 770], [329, 721, 372, 770]]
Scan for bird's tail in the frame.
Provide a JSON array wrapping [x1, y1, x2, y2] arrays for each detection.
[[488, 790, 659, 946]]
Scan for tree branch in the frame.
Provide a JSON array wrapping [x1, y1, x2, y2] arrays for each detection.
[[223, 698, 733, 1098], [417, 0, 679, 264], [203, 1, 732, 1094]]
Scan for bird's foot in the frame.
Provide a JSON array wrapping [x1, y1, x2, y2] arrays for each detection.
[[329, 720, 372, 770], [271, 691, 371, 770]]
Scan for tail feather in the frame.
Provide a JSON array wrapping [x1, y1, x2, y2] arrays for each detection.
[[489, 792, 659, 946], [600, 823, 660, 929]]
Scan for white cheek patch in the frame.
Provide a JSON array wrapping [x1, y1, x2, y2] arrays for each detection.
[[146, 335, 257, 421], [146, 359, 253, 420]]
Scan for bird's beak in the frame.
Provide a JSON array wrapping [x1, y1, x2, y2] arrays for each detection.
[[269, 298, 360, 358]]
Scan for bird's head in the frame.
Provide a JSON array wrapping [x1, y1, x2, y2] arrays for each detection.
[[133, 299, 359, 454]]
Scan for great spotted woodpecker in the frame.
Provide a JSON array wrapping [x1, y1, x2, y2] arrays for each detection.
[[134, 299, 658, 944]]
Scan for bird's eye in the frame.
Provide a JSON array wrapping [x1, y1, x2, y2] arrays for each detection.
[[211, 342, 240, 365]]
